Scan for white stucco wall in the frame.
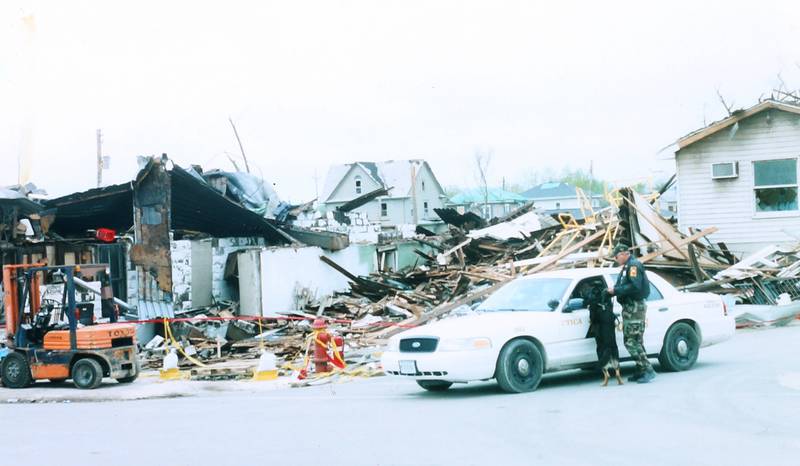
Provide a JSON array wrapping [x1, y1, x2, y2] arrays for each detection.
[[259, 244, 377, 316]]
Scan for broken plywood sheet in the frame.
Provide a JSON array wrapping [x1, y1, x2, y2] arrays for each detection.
[[467, 211, 558, 241]]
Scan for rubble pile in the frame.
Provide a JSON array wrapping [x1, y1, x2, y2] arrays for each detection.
[[683, 244, 800, 327], [303, 186, 742, 346]]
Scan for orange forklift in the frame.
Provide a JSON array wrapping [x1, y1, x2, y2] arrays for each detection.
[[1, 264, 139, 389]]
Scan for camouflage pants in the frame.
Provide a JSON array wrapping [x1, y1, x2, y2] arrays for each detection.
[[622, 300, 652, 372]]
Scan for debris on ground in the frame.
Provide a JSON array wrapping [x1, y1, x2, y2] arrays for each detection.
[[121, 184, 800, 379]]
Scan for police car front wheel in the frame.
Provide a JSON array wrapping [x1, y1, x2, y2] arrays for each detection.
[[495, 339, 544, 393]]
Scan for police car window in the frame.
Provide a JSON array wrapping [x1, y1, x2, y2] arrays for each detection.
[[570, 276, 606, 300], [609, 274, 663, 301], [478, 278, 571, 312], [647, 285, 663, 301]]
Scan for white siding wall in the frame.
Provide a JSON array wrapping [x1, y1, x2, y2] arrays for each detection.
[[327, 165, 382, 203], [534, 197, 582, 211], [677, 109, 800, 255], [411, 164, 446, 222]]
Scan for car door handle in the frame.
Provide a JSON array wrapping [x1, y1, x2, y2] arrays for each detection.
[[658, 307, 669, 312]]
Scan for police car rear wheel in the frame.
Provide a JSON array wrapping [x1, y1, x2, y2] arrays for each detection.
[[659, 322, 699, 372], [495, 339, 543, 393]]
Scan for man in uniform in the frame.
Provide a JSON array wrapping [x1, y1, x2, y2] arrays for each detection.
[[607, 244, 656, 384]]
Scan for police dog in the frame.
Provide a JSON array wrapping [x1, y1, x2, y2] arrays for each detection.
[[585, 284, 623, 386]]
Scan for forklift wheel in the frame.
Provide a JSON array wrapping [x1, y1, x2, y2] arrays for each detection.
[[72, 358, 104, 389], [1, 352, 33, 388]]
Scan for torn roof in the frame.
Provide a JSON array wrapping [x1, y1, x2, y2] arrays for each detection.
[[44, 183, 134, 235], [673, 99, 800, 152], [168, 165, 288, 241], [321, 159, 444, 202], [0, 187, 44, 217], [44, 161, 288, 243]]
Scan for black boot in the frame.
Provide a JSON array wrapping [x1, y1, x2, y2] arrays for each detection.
[[637, 367, 657, 384], [627, 370, 643, 382]]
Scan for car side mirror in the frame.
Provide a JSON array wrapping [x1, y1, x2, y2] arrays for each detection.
[[564, 298, 584, 313]]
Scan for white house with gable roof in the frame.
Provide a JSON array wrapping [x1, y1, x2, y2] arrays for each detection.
[[671, 99, 800, 255], [320, 159, 448, 229]]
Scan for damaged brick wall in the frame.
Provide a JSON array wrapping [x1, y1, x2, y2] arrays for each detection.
[[130, 156, 174, 315]]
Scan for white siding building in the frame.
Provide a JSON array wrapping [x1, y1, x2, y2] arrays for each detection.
[[320, 160, 447, 228], [673, 100, 800, 255], [521, 182, 603, 219]]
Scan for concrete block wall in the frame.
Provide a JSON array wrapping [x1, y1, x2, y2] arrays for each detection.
[[171, 240, 193, 310], [211, 237, 266, 302]]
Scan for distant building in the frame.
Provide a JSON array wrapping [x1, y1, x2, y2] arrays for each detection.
[[447, 188, 528, 219], [658, 183, 678, 219], [320, 159, 447, 228], [521, 182, 602, 218], [671, 99, 800, 254]]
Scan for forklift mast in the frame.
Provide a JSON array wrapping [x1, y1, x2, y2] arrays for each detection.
[[3, 264, 109, 351]]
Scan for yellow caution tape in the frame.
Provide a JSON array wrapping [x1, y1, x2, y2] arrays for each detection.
[[163, 318, 207, 367]]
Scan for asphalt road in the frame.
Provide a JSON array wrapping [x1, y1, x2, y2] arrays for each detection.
[[4, 325, 800, 466]]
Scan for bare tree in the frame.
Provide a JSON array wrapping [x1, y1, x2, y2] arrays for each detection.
[[715, 88, 733, 116], [474, 149, 493, 219]]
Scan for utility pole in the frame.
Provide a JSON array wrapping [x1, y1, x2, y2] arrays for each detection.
[[96, 129, 102, 187], [411, 164, 418, 224]]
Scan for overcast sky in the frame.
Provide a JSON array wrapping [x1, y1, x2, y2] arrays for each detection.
[[2, 0, 800, 202]]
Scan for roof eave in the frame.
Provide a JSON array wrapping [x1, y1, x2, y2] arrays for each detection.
[[676, 100, 800, 151]]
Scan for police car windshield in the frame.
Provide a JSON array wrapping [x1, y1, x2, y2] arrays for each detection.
[[478, 278, 571, 312]]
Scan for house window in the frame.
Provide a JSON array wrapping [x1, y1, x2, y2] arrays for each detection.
[[555, 202, 561, 210], [355, 176, 362, 195], [381, 202, 388, 217], [423, 201, 429, 216], [422, 181, 426, 192], [754, 159, 798, 212]]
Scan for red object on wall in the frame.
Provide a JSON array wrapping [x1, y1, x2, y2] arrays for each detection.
[[95, 228, 117, 243]]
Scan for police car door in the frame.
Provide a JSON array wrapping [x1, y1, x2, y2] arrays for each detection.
[[557, 276, 605, 366], [642, 273, 670, 354], [606, 272, 669, 357]]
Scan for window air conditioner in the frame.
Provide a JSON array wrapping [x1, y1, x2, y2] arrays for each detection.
[[711, 161, 739, 180]]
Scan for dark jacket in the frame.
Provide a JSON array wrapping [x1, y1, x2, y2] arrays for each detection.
[[614, 256, 650, 303]]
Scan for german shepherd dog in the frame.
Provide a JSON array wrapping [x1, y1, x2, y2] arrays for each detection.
[[585, 284, 623, 386]]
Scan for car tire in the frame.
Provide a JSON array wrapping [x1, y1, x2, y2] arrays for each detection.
[[495, 339, 544, 393], [1, 352, 33, 389], [72, 358, 104, 390], [416, 380, 453, 391], [658, 322, 700, 372]]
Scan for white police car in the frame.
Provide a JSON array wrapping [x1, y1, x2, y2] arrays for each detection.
[[381, 268, 735, 393]]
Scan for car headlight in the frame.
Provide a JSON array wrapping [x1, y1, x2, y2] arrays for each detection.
[[385, 338, 400, 352], [438, 337, 492, 351]]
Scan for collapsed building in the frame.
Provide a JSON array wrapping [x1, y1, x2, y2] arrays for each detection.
[[3, 155, 800, 381], [0, 155, 440, 345]]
